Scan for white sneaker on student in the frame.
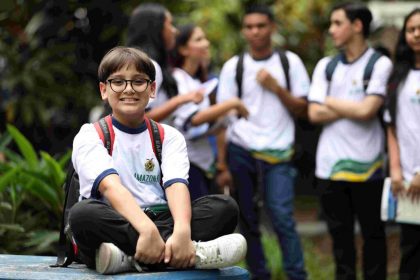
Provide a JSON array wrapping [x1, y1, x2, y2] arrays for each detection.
[[95, 242, 142, 275], [193, 233, 247, 269]]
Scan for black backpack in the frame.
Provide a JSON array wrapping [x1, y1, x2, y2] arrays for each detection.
[[325, 50, 386, 128], [51, 115, 164, 267], [325, 50, 383, 93], [235, 49, 318, 178]]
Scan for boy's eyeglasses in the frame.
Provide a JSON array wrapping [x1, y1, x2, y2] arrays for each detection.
[[107, 78, 152, 93]]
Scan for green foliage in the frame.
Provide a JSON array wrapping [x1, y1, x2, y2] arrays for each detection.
[[0, 125, 70, 254]]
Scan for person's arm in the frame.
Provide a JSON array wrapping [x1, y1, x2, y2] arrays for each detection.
[[164, 182, 195, 268], [99, 174, 165, 264], [387, 126, 404, 196], [146, 90, 204, 122], [215, 128, 233, 193], [190, 97, 248, 126], [324, 95, 384, 121], [256, 69, 307, 118], [308, 102, 342, 124]]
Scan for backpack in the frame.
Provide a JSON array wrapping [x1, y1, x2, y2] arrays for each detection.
[[325, 50, 383, 94], [325, 50, 385, 129], [51, 115, 164, 268], [235, 49, 319, 178], [236, 49, 290, 96]]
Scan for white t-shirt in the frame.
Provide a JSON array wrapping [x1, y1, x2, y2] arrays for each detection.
[[308, 48, 392, 181], [217, 51, 310, 164], [147, 62, 174, 125], [172, 68, 214, 172], [384, 69, 420, 182], [72, 117, 189, 208]]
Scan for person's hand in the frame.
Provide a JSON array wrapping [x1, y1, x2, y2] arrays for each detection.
[[256, 69, 280, 93], [234, 98, 249, 119], [134, 224, 165, 264], [391, 172, 405, 197], [216, 169, 233, 194], [188, 89, 205, 104], [407, 173, 420, 203], [164, 230, 195, 268]]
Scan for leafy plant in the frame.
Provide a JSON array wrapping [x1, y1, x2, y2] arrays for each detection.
[[0, 125, 70, 254]]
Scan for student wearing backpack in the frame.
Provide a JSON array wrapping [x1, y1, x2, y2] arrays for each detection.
[[385, 8, 420, 280], [171, 24, 249, 200], [308, 2, 392, 280], [217, 4, 309, 280], [68, 47, 246, 275]]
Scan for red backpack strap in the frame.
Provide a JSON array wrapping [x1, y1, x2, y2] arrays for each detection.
[[93, 115, 115, 155], [144, 117, 164, 166]]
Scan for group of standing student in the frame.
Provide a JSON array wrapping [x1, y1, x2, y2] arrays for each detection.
[[218, 2, 419, 280], [308, 3, 420, 280]]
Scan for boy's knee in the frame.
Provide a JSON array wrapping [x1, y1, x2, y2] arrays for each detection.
[[69, 199, 103, 231]]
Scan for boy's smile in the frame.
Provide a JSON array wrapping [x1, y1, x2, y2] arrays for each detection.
[[99, 63, 156, 127]]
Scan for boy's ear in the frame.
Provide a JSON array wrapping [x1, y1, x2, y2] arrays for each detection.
[[99, 82, 108, 101], [352, 18, 363, 35], [149, 81, 156, 99]]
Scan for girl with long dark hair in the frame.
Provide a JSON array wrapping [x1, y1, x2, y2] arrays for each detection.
[[385, 8, 420, 280], [126, 3, 203, 123], [171, 24, 248, 199]]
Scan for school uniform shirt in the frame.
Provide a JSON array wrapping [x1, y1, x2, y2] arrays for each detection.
[[72, 117, 189, 208], [217, 51, 310, 164], [384, 69, 420, 182], [172, 67, 214, 173], [308, 48, 392, 182]]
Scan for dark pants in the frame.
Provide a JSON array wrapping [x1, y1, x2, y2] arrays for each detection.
[[227, 143, 306, 280], [399, 223, 420, 280], [69, 194, 238, 268], [318, 179, 387, 280], [188, 163, 211, 201]]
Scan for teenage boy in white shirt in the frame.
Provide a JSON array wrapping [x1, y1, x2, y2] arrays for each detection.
[[308, 2, 392, 280], [217, 4, 309, 280]]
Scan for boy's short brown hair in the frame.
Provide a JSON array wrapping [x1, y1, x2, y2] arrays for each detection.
[[98, 47, 156, 82]]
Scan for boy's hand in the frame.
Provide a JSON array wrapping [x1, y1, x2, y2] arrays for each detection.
[[256, 69, 280, 94], [164, 230, 195, 268], [135, 224, 165, 264]]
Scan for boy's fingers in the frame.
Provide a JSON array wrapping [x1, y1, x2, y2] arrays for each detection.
[[164, 244, 171, 264]]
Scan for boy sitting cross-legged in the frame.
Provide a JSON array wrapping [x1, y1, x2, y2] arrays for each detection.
[[69, 46, 246, 274]]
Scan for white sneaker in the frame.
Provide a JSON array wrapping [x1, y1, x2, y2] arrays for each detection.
[[95, 243, 142, 275], [193, 233, 247, 269]]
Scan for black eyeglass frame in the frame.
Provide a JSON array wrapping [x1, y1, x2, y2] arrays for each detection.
[[106, 78, 153, 93]]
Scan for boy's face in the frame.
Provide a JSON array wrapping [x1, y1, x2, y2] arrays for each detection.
[[329, 9, 362, 48], [242, 13, 275, 52], [99, 63, 155, 126]]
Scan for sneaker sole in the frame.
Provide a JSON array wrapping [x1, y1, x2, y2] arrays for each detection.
[[96, 243, 112, 274]]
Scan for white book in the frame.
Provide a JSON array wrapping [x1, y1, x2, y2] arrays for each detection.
[[381, 177, 420, 225]]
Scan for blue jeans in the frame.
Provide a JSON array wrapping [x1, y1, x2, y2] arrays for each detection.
[[227, 143, 307, 280]]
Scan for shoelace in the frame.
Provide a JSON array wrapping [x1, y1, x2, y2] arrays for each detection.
[[196, 242, 222, 264], [129, 257, 143, 272]]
